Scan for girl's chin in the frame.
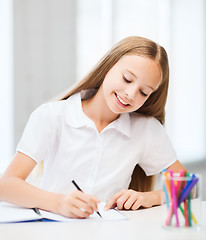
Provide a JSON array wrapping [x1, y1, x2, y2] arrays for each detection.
[[109, 105, 130, 114]]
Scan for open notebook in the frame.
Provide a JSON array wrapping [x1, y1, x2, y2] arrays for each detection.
[[0, 202, 127, 223]]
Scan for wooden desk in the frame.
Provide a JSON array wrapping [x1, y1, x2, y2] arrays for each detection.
[[0, 202, 206, 240]]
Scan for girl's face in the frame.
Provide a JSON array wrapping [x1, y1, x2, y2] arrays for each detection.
[[102, 55, 162, 114]]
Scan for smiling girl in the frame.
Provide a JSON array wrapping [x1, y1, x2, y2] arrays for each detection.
[[0, 36, 185, 218]]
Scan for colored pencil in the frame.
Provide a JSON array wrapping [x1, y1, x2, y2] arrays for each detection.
[[170, 171, 179, 227]]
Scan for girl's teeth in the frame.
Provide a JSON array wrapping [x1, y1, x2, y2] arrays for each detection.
[[117, 95, 128, 105]]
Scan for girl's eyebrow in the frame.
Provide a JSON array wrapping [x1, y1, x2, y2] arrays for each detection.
[[126, 69, 155, 91], [126, 69, 137, 79]]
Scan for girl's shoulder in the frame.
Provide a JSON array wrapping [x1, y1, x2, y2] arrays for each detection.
[[33, 94, 79, 119], [129, 112, 163, 131], [129, 113, 168, 144], [27, 94, 81, 132], [31, 100, 67, 119], [130, 112, 161, 124]]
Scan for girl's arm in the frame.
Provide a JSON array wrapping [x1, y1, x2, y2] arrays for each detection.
[[105, 160, 186, 210], [0, 152, 99, 218], [166, 159, 186, 172]]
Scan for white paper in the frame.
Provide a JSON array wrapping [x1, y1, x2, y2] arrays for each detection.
[[40, 202, 127, 221], [0, 203, 42, 223], [0, 202, 127, 223]]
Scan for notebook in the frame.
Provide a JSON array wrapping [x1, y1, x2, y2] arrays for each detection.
[[0, 202, 127, 223]]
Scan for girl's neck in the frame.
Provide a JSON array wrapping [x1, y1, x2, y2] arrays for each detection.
[[82, 88, 119, 133]]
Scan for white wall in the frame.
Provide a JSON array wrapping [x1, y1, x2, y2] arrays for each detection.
[[166, 0, 206, 163], [13, 0, 77, 147], [0, 0, 13, 171]]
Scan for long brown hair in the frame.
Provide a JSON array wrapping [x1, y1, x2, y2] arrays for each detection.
[[57, 36, 170, 192], [58, 36, 169, 125]]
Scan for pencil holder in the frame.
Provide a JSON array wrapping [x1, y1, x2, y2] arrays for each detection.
[[161, 171, 201, 230]]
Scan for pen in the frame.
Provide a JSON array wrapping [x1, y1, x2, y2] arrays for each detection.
[[32, 208, 41, 215], [72, 180, 102, 218]]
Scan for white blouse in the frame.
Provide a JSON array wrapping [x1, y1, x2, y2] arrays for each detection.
[[17, 92, 177, 201]]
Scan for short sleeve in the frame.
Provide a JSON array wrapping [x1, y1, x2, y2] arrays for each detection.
[[16, 104, 53, 163], [138, 118, 177, 176]]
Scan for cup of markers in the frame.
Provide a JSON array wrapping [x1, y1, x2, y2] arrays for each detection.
[[161, 170, 201, 230]]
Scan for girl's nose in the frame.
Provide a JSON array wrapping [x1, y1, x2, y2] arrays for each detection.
[[125, 86, 138, 101]]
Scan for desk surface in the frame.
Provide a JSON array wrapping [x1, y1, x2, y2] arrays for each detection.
[[1, 202, 206, 240]]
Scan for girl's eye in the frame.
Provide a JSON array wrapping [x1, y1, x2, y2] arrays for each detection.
[[123, 76, 132, 83], [140, 90, 148, 97]]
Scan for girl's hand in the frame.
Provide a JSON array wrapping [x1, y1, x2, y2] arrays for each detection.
[[58, 190, 100, 218], [104, 189, 161, 211]]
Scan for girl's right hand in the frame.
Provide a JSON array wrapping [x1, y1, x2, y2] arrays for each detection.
[[58, 190, 100, 219]]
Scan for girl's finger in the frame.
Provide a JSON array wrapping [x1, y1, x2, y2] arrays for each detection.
[[104, 189, 127, 210], [131, 199, 142, 210], [123, 192, 138, 210], [116, 191, 131, 210], [72, 198, 94, 214], [69, 204, 91, 218], [73, 191, 100, 212]]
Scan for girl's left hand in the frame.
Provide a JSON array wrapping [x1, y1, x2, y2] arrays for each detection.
[[104, 189, 161, 211]]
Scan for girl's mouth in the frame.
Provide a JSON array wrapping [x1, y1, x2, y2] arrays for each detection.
[[114, 93, 130, 108]]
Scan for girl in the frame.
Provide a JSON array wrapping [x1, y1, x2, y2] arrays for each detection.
[[0, 36, 185, 219]]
